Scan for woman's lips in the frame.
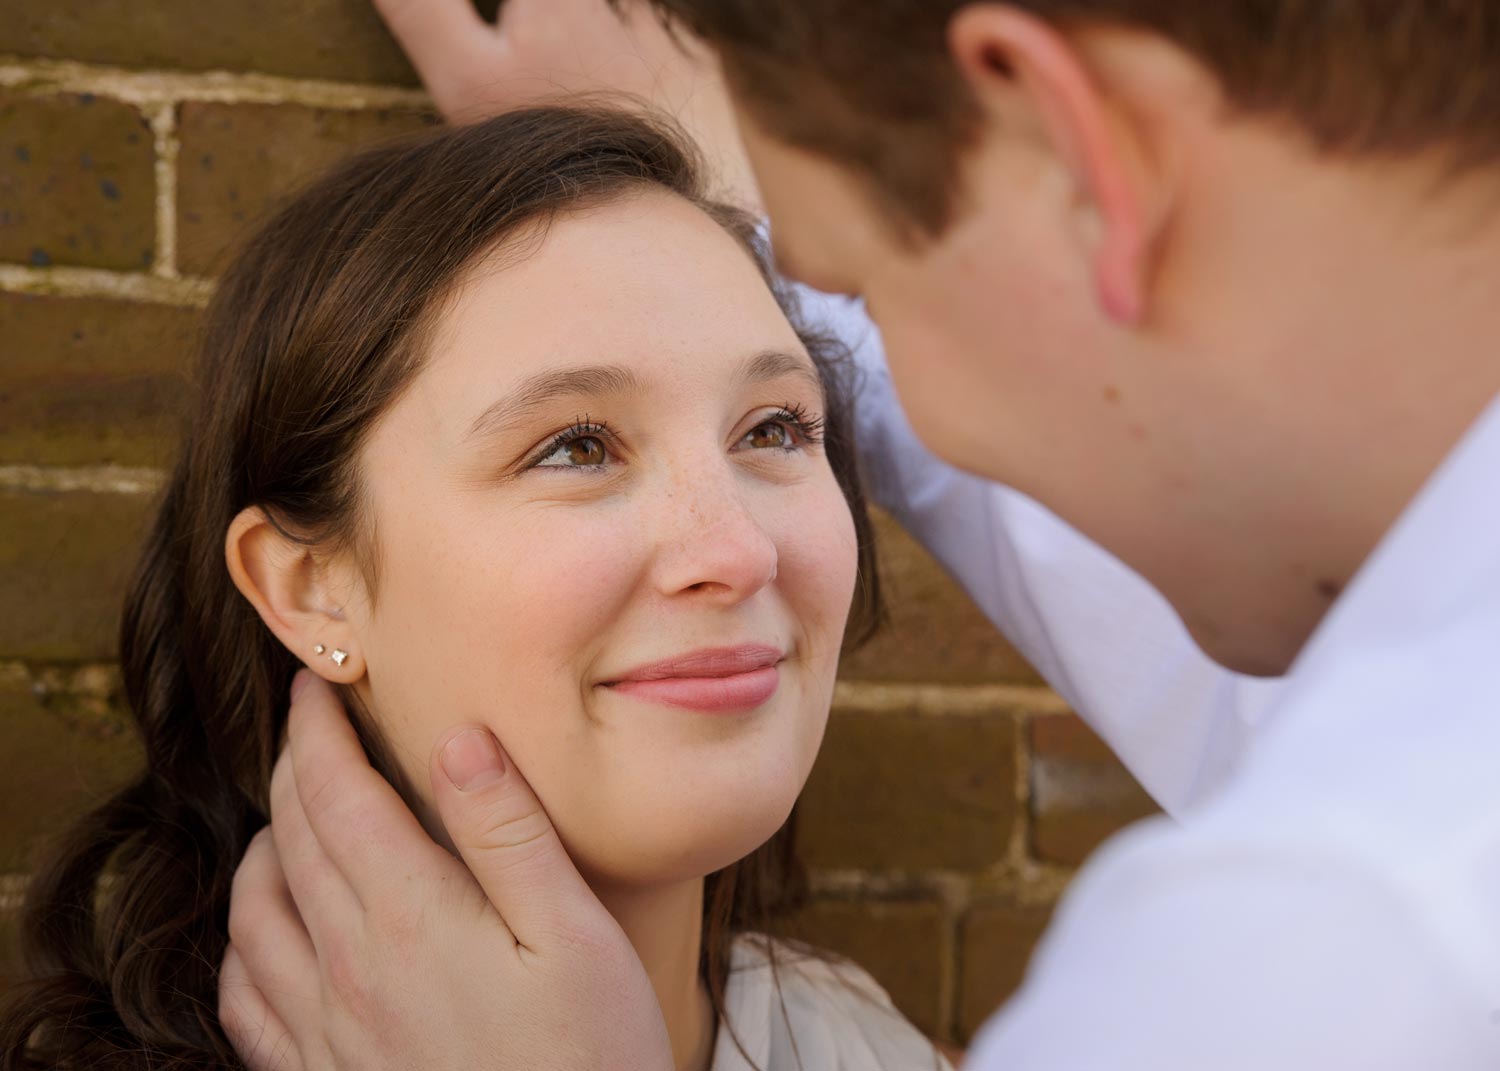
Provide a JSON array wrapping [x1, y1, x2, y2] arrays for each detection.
[[607, 666, 780, 713], [602, 644, 783, 713]]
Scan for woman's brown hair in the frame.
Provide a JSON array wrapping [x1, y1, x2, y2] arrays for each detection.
[[0, 105, 881, 1070]]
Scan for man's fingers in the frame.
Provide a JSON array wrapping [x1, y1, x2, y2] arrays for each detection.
[[219, 941, 304, 1071], [284, 672, 450, 896], [370, 0, 495, 112], [371, 0, 489, 73], [430, 726, 614, 951], [227, 827, 324, 1037], [270, 746, 365, 926]]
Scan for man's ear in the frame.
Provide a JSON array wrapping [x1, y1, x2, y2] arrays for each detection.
[[225, 506, 365, 683], [947, 4, 1161, 323]]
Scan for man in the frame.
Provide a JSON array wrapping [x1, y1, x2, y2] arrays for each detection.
[[220, 2, 1500, 1067]]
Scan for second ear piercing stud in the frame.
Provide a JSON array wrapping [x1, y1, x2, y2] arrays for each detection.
[[313, 644, 347, 667]]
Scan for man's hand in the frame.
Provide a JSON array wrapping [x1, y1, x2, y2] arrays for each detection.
[[218, 672, 672, 1071], [371, 0, 758, 208]]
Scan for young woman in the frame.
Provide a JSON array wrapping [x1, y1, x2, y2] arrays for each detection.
[[0, 107, 950, 1071]]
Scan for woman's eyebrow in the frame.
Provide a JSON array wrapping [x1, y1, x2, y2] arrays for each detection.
[[464, 350, 822, 443], [465, 364, 642, 442], [741, 349, 825, 398]]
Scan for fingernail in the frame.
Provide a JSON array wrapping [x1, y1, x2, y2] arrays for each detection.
[[290, 669, 313, 703], [442, 728, 505, 792]]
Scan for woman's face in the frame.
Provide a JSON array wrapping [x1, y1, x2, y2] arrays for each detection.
[[344, 190, 858, 887]]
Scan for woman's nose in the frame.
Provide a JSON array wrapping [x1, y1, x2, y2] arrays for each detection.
[[651, 470, 779, 604]]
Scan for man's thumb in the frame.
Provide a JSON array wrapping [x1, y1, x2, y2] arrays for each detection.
[[430, 726, 600, 944], [439, 725, 509, 793]]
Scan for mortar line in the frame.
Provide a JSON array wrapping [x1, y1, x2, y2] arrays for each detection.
[[938, 889, 960, 1043], [1006, 713, 1033, 871], [0, 263, 212, 305], [148, 101, 180, 278], [807, 865, 1073, 904], [0, 660, 121, 686], [0, 874, 26, 913], [0, 55, 431, 111], [0, 464, 166, 494], [833, 680, 1068, 717]]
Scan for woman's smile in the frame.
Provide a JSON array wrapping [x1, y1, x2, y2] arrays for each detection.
[[347, 188, 860, 886], [600, 643, 785, 713]]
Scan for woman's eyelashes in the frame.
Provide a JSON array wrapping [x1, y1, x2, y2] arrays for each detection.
[[531, 419, 616, 471], [734, 404, 826, 454], [523, 404, 827, 475]]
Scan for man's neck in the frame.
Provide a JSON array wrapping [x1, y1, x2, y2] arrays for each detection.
[[1123, 145, 1500, 674], [592, 876, 715, 1071]]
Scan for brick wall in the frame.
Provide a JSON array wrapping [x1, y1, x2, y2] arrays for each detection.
[[0, 3, 1159, 1047]]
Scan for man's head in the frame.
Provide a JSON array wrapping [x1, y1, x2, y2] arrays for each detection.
[[646, 0, 1500, 675]]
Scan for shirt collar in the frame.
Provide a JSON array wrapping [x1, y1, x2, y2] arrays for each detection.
[[1289, 393, 1500, 678]]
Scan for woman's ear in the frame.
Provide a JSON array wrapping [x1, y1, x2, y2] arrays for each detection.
[[225, 507, 366, 684], [947, 4, 1163, 323]]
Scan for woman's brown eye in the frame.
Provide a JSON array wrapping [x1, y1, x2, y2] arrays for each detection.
[[746, 423, 790, 449], [567, 437, 606, 465]]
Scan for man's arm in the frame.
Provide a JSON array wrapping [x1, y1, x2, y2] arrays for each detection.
[[962, 818, 1492, 1069], [372, 0, 759, 210]]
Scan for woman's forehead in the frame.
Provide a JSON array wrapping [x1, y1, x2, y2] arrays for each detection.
[[420, 193, 806, 400]]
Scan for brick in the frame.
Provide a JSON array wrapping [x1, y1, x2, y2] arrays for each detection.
[[841, 512, 1040, 685], [958, 900, 1055, 1041], [0, 490, 154, 661], [798, 708, 1017, 872], [176, 101, 436, 275], [1029, 714, 1160, 867], [0, 0, 505, 86], [0, 670, 141, 875], [0, 293, 197, 467], [0, 93, 156, 271], [773, 896, 950, 1040]]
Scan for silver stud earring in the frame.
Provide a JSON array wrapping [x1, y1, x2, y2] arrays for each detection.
[[330, 649, 348, 667], [313, 644, 326, 656]]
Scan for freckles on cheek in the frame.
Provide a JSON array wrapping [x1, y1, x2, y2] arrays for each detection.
[[505, 511, 637, 596], [442, 515, 641, 652]]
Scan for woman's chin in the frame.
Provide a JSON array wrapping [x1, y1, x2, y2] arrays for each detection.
[[567, 795, 799, 890]]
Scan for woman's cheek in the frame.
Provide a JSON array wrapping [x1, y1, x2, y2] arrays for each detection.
[[776, 486, 860, 637], [479, 511, 641, 624], [434, 512, 643, 722], [369, 508, 632, 736]]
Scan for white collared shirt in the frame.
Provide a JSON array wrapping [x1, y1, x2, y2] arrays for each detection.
[[802, 287, 1500, 1067]]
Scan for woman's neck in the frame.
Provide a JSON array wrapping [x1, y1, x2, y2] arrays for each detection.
[[592, 876, 716, 1071]]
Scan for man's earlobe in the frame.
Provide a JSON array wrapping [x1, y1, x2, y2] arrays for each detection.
[[948, 4, 1158, 324]]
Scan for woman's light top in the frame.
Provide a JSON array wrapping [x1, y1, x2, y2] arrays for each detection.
[[713, 935, 953, 1071]]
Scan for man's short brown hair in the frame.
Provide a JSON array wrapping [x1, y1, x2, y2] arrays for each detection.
[[644, 1, 1500, 237]]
